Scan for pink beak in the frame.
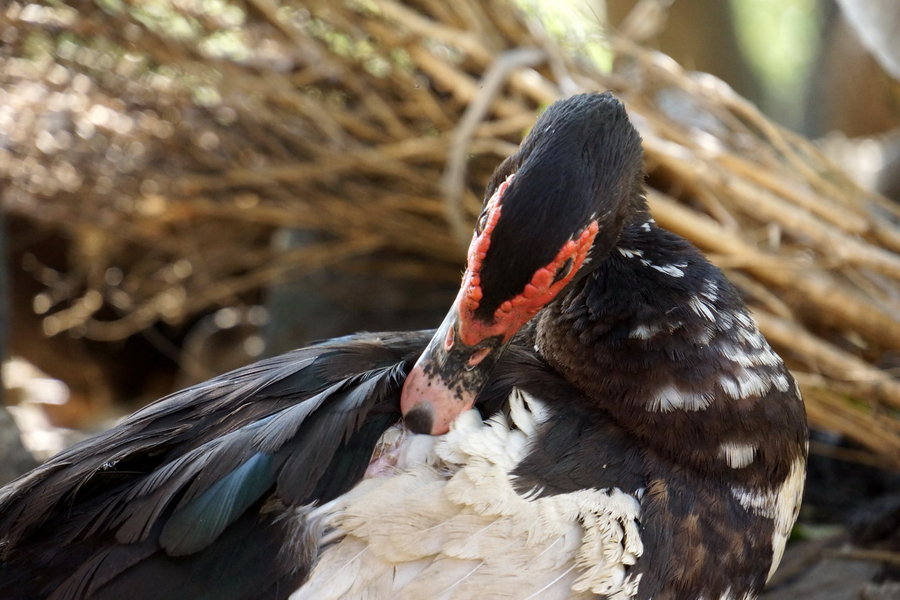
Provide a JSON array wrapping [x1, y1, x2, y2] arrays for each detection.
[[400, 296, 505, 435]]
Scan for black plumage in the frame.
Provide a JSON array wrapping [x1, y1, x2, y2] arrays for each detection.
[[0, 93, 807, 600]]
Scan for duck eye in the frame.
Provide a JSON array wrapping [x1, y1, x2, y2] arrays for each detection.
[[552, 257, 574, 284], [476, 210, 490, 234]]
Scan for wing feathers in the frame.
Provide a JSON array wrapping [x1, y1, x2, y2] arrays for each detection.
[[0, 333, 425, 599], [160, 452, 276, 556]]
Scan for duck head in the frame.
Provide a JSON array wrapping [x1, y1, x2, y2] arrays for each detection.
[[401, 92, 646, 435]]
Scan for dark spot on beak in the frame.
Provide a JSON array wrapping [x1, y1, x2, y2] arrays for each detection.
[[404, 401, 435, 435]]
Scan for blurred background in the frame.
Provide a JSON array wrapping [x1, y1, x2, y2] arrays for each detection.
[[1, 1, 899, 596]]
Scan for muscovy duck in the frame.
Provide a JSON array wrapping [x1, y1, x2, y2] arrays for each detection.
[[0, 93, 807, 600]]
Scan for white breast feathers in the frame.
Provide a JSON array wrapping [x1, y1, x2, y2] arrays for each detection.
[[291, 389, 643, 600]]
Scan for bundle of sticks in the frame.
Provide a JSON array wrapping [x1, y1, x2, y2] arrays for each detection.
[[1, 0, 897, 463]]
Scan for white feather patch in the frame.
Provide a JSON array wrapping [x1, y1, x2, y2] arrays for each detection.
[[647, 263, 685, 278], [767, 458, 806, 581], [700, 279, 719, 302], [292, 389, 644, 600], [629, 323, 662, 340], [616, 246, 686, 278], [714, 312, 790, 401], [718, 442, 757, 469], [719, 341, 782, 368], [647, 384, 713, 412], [730, 457, 806, 582], [718, 364, 791, 401]]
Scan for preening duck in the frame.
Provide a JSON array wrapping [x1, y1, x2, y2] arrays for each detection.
[[0, 93, 808, 600]]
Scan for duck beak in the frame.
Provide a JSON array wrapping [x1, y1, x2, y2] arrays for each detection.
[[400, 294, 507, 435]]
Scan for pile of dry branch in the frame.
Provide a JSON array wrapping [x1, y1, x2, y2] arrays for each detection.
[[1, 0, 898, 464]]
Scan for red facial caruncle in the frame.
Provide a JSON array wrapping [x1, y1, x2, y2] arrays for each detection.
[[457, 175, 600, 348]]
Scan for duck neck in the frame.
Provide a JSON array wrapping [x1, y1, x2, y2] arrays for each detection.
[[534, 220, 806, 482]]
